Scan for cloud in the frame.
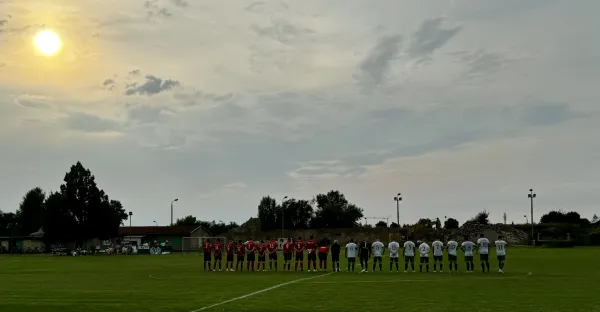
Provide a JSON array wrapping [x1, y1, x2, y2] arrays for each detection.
[[14, 95, 54, 109], [127, 105, 174, 124], [65, 113, 122, 133], [124, 75, 180, 96], [170, 0, 188, 7], [408, 17, 461, 64], [354, 34, 402, 90], [250, 20, 313, 44]]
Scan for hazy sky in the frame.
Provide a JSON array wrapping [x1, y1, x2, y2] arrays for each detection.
[[1, 0, 599, 227]]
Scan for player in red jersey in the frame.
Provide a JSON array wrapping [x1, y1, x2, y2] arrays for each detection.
[[245, 238, 257, 272], [225, 240, 235, 271], [235, 240, 245, 271], [282, 238, 293, 271], [318, 243, 329, 271], [213, 238, 223, 271], [306, 235, 318, 272], [257, 240, 267, 271], [202, 239, 212, 271], [294, 236, 305, 272], [267, 237, 278, 271]]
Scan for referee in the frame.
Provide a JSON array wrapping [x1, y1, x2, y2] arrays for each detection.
[[359, 240, 370, 272]]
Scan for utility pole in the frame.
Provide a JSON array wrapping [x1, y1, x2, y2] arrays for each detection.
[[528, 189, 536, 246], [170, 198, 178, 226], [503, 212, 507, 225], [394, 193, 402, 233]]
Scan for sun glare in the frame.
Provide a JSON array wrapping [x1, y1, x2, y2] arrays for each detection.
[[33, 30, 62, 56]]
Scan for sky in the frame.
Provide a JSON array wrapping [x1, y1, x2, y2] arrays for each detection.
[[1, 0, 599, 227]]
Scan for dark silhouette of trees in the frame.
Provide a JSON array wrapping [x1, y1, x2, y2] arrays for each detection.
[[444, 218, 459, 229]]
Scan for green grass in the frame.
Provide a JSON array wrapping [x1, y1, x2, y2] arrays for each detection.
[[1, 247, 599, 312]]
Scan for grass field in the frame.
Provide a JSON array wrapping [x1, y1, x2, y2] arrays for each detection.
[[1, 247, 599, 312]]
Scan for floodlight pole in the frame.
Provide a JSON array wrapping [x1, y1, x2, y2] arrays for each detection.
[[170, 198, 178, 226], [528, 189, 536, 246], [394, 193, 402, 233], [281, 196, 288, 239]]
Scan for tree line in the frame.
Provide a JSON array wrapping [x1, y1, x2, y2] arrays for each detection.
[[0, 162, 128, 244], [174, 215, 240, 236]]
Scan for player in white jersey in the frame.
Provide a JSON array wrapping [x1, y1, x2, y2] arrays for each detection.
[[494, 235, 507, 273], [345, 239, 358, 272], [371, 239, 385, 272], [446, 240, 459, 272], [388, 240, 400, 272], [476, 233, 490, 273], [461, 235, 476, 273], [431, 238, 444, 272], [403, 239, 416, 272], [418, 240, 431, 273]]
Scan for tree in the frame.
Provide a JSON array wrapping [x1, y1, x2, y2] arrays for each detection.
[[311, 190, 364, 229], [444, 218, 459, 229], [593, 214, 599, 223], [390, 222, 399, 229], [416, 218, 433, 228], [43, 162, 128, 243], [257, 196, 279, 231], [540, 210, 588, 224], [175, 215, 201, 226], [375, 221, 387, 228], [281, 199, 313, 230], [15, 187, 46, 236], [470, 210, 490, 225], [0, 211, 17, 236]]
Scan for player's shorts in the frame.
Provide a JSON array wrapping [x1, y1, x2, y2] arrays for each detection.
[[390, 257, 399, 263], [433, 255, 443, 262], [308, 253, 317, 261], [331, 253, 340, 262], [295, 253, 304, 262], [318, 252, 327, 261], [480, 253, 489, 261], [497, 255, 506, 261], [360, 254, 369, 261], [258, 254, 265, 262], [284, 253, 292, 261], [420, 257, 429, 264], [226, 255, 234, 262], [404, 256, 415, 263], [214, 253, 222, 260], [347, 257, 356, 263], [237, 255, 244, 262], [203, 253, 211, 262], [247, 253, 255, 262], [465, 255, 474, 262], [373, 256, 382, 262], [448, 254, 457, 262], [269, 252, 277, 260]]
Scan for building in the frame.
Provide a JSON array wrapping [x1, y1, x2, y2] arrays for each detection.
[[119, 225, 211, 251], [0, 228, 45, 252]]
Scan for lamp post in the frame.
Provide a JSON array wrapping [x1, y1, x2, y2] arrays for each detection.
[[394, 193, 402, 233], [528, 189, 536, 246], [129, 211, 133, 227], [281, 196, 288, 239], [170, 198, 178, 226]]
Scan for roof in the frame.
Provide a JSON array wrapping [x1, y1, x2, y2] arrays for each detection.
[[119, 226, 197, 236]]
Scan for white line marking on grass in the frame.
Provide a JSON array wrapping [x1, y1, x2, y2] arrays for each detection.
[[189, 272, 334, 312], [304, 279, 434, 284], [148, 273, 163, 280]]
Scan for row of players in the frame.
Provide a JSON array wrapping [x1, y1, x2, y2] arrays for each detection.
[[200, 234, 508, 273]]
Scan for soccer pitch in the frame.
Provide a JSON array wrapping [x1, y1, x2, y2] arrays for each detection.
[[1, 247, 598, 312]]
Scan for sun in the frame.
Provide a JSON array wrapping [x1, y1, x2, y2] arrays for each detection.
[[33, 30, 62, 56]]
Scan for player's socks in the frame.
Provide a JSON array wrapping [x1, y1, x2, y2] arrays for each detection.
[[419, 265, 422, 272], [405, 262, 408, 271], [434, 263, 437, 271], [395, 262, 399, 271], [486, 262, 490, 272], [481, 263, 485, 272], [440, 263, 443, 271], [426, 264, 429, 272]]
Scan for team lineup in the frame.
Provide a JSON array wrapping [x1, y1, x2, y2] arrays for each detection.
[[200, 234, 508, 274]]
